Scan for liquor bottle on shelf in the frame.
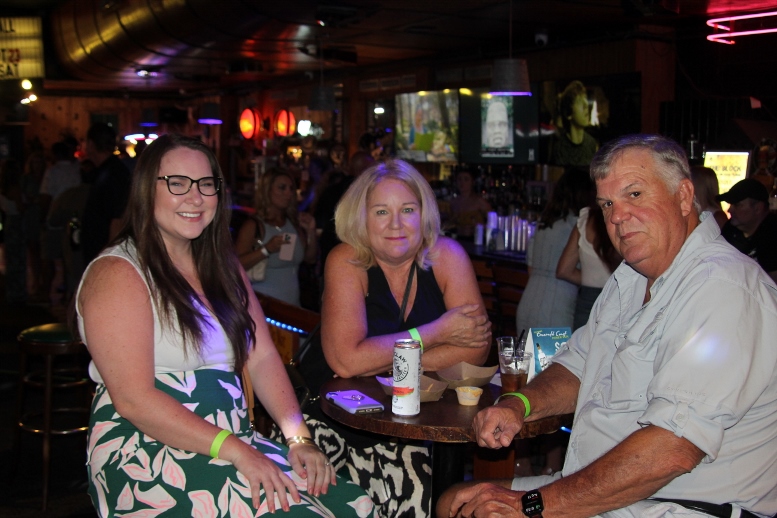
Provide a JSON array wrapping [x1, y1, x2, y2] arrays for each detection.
[[770, 178, 777, 213]]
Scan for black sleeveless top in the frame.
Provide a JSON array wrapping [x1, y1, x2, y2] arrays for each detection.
[[365, 265, 447, 337], [308, 264, 447, 449]]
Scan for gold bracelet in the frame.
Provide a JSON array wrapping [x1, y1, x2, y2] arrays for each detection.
[[285, 436, 318, 448]]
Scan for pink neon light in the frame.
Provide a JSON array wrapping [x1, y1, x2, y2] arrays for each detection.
[[707, 10, 777, 44]]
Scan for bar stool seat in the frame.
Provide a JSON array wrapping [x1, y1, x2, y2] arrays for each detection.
[[14, 323, 91, 511]]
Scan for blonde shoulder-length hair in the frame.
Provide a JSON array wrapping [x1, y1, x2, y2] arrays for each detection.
[[334, 159, 440, 270]]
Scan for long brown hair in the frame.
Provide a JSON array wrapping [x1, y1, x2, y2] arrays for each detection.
[[588, 204, 622, 273], [254, 168, 299, 225], [114, 134, 255, 373], [538, 167, 592, 229]]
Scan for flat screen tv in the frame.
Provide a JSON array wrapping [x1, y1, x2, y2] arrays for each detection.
[[458, 87, 539, 165], [395, 89, 459, 163], [538, 73, 641, 166]]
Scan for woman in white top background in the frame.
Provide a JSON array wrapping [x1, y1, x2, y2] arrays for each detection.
[[556, 200, 622, 330]]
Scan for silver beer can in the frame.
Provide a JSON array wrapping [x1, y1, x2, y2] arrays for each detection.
[[392, 339, 421, 415]]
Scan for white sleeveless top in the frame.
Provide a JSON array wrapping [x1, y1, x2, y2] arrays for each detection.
[[77, 240, 234, 383], [576, 207, 612, 289]]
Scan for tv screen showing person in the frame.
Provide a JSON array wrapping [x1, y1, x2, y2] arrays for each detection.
[[481, 96, 514, 158], [395, 90, 459, 163]]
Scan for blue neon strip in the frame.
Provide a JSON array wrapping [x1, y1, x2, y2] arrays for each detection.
[[265, 317, 307, 336]]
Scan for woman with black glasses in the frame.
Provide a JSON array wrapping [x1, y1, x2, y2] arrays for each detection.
[[76, 134, 372, 517]]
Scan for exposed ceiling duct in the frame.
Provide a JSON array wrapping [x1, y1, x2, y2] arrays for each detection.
[[33, 0, 777, 99], [49, 0, 312, 93]]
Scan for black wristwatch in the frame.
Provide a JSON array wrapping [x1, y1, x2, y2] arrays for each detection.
[[522, 489, 544, 517]]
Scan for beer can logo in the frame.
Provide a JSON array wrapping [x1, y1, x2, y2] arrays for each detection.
[[394, 354, 409, 383]]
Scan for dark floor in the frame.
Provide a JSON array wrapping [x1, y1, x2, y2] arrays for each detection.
[[0, 271, 97, 517]]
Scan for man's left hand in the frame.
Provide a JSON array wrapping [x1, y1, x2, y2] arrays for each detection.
[[473, 400, 525, 448], [449, 482, 523, 518]]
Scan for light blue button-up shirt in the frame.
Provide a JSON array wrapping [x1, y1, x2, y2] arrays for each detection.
[[553, 213, 777, 516]]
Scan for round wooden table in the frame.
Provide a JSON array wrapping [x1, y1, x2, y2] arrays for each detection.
[[320, 375, 572, 508]]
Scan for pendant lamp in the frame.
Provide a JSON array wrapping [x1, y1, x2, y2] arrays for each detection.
[[198, 103, 222, 125], [490, 0, 531, 96], [308, 39, 337, 111], [139, 108, 158, 127], [309, 85, 336, 111]]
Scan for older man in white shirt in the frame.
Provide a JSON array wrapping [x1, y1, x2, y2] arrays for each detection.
[[438, 134, 777, 518]]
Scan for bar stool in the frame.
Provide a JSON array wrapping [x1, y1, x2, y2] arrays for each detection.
[[14, 323, 91, 511]]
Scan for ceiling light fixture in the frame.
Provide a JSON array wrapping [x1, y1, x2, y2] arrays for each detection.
[[139, 108, 158, 127], [135, 66, 161, 78], [707, 10, 777, 44], [198, 103, 223, 125], [490, 0, 531, 96]]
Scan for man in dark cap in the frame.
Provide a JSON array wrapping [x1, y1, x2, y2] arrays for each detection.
[[718, 177, 777, 282]]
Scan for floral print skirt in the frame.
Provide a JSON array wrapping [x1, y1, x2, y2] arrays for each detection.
[[86, 368, 374, 517]]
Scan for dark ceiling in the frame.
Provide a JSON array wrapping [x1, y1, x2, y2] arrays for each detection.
[[3, 0, 777, 101]]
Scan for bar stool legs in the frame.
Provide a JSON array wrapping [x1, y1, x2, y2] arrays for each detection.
[[14, 323, 90, 511]]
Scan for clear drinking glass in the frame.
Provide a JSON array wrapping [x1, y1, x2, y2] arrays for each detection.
[[496, 336, 532, 394]]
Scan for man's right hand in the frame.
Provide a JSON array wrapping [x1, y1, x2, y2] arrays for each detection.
[[473, 397, 526, 448]]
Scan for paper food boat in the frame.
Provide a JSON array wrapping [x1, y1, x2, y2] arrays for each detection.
[[375, 374, 448, 402], [435, 362, 499, 389]]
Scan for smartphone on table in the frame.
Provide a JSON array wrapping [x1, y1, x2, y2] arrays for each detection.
[[326, 390, 385, 414]]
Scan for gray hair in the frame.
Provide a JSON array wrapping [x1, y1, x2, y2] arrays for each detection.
[[590, 134, 701, 213]]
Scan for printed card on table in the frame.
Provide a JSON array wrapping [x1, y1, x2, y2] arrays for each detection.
[[526, 327, 571, 381]]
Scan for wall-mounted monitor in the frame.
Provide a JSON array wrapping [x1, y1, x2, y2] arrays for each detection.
[[704, 150, 750, 212], [539, 73, 641, 166], [459, 87, 539, 165], [395, 89, 459, 163]]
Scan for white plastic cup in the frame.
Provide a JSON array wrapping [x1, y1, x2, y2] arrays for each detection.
[[474, 224, 484, 246]]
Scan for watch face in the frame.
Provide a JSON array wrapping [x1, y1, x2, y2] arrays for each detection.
[[522, 490, 544, 516]]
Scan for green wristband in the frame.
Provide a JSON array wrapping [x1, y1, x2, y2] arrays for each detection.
[[210, 429, 233, 459], [494, 392, 531, 418], [408, 327, 424, 351]]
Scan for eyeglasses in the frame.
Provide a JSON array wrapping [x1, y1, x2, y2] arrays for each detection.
[[157, 175, 221, 196]]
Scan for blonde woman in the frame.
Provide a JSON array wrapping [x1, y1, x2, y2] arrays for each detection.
[[319, 159, 491, 517], [235, 169, 317, 306], [691, 165, 728, 229]]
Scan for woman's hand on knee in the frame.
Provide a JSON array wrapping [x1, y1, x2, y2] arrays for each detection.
[[231, 445, 301, 512], [287, 442, 337, 498]]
